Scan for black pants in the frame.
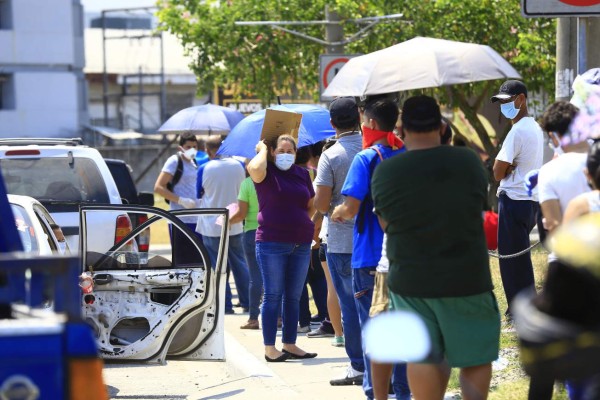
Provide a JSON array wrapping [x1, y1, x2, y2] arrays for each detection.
[[497, 192, 539, 316]]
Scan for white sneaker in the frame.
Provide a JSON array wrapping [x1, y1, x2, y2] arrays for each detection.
[[329, 365, 364, 386], [297, 325, 311, 333]]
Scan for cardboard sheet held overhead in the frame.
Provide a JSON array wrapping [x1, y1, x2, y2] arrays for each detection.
[[260, 109, 303, 143]]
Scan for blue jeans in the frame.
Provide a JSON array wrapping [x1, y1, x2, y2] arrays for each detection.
[[299, 248, 329, 327], [325, 252, 365, 373], [498, 192, 539, 316], [353, 267, 410, 400], [256, 241, 311, 346], [242, 230, 263, 320], [203, 234, 250, 312]]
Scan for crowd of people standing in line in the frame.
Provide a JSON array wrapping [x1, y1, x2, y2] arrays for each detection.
[[153, 71, 600, 400]]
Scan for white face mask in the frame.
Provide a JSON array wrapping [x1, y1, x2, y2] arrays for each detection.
[[275, 153, 295, 171], [57, 240, 67, 254], [183, 148, 197, 160]]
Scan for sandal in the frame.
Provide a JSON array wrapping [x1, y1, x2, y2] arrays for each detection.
[[240, 319, 260, 330]]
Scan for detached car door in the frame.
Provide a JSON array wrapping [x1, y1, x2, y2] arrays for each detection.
[[79, 204, 228, 364]]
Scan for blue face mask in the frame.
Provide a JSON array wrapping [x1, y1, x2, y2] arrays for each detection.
[[500, 100, 520, 120], [275, 153, 295, 171]]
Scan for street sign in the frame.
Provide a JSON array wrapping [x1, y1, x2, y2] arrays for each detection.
[[522, 0, 600, 17], [319, 54, 357, 101]]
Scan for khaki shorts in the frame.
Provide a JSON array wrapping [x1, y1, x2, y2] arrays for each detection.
[[369, 271, 390, 317]]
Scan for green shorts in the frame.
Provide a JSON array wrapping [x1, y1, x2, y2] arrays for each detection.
[[389, 291, 501, 368]]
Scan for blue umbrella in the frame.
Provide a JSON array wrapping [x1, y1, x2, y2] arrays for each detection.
[[158, 103, 245, 135], [218, 104, 335, 159]]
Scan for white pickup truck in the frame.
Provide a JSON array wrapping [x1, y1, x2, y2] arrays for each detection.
[[0, 138, 130, 253]]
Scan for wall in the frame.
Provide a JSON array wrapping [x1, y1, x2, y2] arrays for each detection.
[[0, 72, 81, 136], [0, 0, 87, 137]]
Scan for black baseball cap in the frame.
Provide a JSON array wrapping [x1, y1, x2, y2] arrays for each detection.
[[401, 95, 442, 128], [329, 97, 360, 127], [491, 80, 528, 103]]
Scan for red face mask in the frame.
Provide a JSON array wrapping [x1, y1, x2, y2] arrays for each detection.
[[362, 125, 404, 150]]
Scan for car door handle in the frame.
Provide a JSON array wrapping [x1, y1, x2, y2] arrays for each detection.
[[94, 273, 114, 285]]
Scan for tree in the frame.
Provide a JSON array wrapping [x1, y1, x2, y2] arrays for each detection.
[[158, 0, 556, 207]]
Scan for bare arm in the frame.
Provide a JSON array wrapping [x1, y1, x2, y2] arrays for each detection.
[[563, 195, 591, 225], [493, 159, 515, 182], [540, 199, 562, 233], [314, 185, 333, 214], [308, 199, 321, 249], [229, 200, 249, 225], [154, 172, 180, 204], [330, 196, 361, 223], [307, 197, 316, 220], [247, 141, 268, 183], [377, 215, 388, 231]]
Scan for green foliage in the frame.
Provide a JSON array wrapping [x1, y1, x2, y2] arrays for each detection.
[[158, 0, 555, 148], [157, 0, 331, 104]]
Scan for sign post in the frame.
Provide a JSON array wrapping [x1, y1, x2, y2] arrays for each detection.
[[319, 55, 357, 101]]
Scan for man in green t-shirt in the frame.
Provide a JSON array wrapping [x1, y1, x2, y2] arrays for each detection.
[[372, 95, 500, 400]]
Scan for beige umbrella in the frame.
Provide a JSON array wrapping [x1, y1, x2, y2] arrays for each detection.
[[323, 36, 521, 97]]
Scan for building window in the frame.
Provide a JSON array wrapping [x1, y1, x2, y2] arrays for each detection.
[[0, 0, 12, 30], [0, 74, 15, 110]]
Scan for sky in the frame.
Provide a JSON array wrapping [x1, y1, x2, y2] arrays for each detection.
[[80, 0, 157, 13]]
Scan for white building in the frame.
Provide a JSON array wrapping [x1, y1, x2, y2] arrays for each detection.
[[0, 0, 88, 137]]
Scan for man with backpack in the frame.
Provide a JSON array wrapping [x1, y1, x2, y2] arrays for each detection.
[[155, 132, 199, 210], [331, 98, 410, 400], [154, 132, 203, 262]]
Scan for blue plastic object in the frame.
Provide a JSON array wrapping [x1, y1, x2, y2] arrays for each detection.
[[0, 167, 23, 252], [524, 169, 539, 197], [217, 104, 336, 159]]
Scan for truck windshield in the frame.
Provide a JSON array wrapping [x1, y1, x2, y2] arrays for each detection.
[[0, 157, 110, 203]]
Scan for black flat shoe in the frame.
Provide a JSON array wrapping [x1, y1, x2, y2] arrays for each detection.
[[282, 349, 317, 359], [265, 353, 290, 362]]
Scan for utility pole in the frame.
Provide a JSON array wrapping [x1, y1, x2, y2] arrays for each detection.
[[555, 17, 600, 100], [555, 18, 577, 101], [325, 6, 344, 55]]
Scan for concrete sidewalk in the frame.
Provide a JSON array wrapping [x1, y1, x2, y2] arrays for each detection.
[[223, 309, 364, 400]]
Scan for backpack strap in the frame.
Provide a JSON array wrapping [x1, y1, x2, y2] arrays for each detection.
[[165, 153, 184, 204], [356, 146, 385, 234], [172, 153, 185, 187]]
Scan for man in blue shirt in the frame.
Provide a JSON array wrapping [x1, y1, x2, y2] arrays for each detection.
[[331, 98, 410, 400]]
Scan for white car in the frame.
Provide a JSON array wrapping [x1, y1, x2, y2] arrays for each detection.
[[0, 138, 130, 253], [7, 194, 69, 255]]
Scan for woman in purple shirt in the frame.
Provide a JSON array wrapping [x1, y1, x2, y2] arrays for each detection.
[[247, 134, 318, 362]]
